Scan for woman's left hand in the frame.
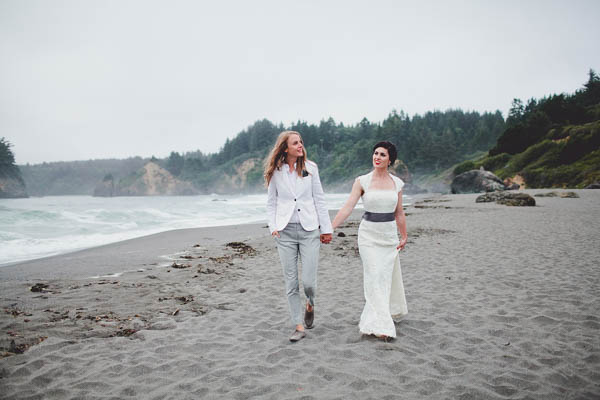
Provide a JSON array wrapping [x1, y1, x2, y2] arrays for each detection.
[[397, 237, 407, 250]]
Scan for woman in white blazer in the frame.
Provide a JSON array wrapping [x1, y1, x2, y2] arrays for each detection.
[[265, 131, 332, 342]]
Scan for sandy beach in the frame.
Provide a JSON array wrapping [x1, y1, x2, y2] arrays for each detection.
[[1, 190, 599, 399]]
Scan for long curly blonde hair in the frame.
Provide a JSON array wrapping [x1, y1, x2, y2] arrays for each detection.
[[264, 131, 309, 186]]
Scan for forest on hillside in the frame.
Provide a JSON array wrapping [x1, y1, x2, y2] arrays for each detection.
[[0, 138, 23, 181], [18, 108, 505, 195], [454, 70, 600, 188], [172, 109, 505, 191]]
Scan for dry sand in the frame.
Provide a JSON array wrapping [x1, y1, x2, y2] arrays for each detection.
[[1, 190, 599, 399]]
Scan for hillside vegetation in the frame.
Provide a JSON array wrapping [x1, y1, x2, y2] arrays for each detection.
[[454, 70, 600, 188], [0, 138, 28, 198], [20, 109, 505, 194]]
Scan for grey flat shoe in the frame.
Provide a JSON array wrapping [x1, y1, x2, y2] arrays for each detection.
[[304, 307, 314, 329], [289, 329, 306, 342]]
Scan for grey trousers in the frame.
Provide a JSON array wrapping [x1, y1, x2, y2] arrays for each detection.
[[275, 223, 320, 326]]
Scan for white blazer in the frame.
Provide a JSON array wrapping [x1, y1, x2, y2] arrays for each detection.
[[267, 160, 333, 234]]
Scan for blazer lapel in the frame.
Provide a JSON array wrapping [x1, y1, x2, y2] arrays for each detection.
[[276, 167, 295, 197]]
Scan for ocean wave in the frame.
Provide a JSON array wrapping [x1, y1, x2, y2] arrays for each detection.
[[0, 193, 398, 266]]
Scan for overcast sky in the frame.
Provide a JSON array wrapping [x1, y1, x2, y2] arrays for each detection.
[[1, 0, 599, 164]]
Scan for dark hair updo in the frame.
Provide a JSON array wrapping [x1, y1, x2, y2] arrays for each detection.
[[372, 141, 397, 166]]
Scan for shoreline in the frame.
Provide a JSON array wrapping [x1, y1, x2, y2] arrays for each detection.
[[1, 189, 598, 399]]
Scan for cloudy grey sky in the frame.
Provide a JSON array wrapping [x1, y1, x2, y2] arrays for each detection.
[[1, 0, 599, 164]]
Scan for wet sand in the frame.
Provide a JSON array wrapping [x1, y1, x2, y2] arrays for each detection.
[[1, 190, 599, 399]]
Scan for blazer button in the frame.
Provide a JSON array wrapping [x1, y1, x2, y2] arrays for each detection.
[[298, 209, 301, 212], [294, 198, 296, 201]]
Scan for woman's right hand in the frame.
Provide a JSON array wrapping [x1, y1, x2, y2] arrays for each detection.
[[272, 231, 280, 238]]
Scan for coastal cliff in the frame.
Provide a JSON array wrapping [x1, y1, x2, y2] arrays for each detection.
[[0, 176, 28, 198], [0, 138, 28, 198], [94, 162, 199, 196]]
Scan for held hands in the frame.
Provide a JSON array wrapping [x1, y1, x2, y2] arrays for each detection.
[[396, 236, 407, 251], [320, 233, 332, 244]]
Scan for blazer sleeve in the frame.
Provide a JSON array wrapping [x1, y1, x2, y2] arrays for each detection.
[[310, 163, 333, 234], [266, 177, 278, 234]]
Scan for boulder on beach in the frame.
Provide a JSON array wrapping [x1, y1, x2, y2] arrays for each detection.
[[584, 182, 600, 189], [476, 191, 536, 206], [497, 193, 536, 206], [535, 191, 579, 198], [451, 169, 505, 194]]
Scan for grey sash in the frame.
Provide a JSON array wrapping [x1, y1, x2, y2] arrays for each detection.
[[362, 211, 395, 222]]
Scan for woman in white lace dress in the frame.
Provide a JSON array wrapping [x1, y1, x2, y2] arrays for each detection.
[[332, 141, 408, 340]]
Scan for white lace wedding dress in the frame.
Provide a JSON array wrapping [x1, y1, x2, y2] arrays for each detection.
[[357, 172, 408, 338]]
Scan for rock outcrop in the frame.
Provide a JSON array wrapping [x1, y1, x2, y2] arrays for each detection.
[[476, 191, 536, 206], [451, 169, 505, 194], [0, 176, 28, 198], [93, 174, 115, 197], [94, 162, 199, 196], [212, 158, 262, 193], [534, 191, 579, 198]]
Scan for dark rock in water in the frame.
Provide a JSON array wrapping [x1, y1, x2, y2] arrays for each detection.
[[584, 182, 600, 189], [451, 170, 505, 194], [476, 191, 536, 206], [535, 191, 579, 198], [337, 232, 346, 237]]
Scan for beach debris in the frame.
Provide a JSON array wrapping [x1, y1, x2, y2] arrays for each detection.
[[239, 288, 247, 293], [113, 328, 138, 337], [172, 309, 180, 316], [179, 255, 194, 259], [30, 283, 49, 292], [414, 203, 452, 209], [175, 295, 194, 304], [193, 244, 201, 247], [3, 308, 32, 317], [337, 232, 346, 237], [534, 191, 579, 198], [147, 275, 158, 279], [226, 242, 256, 256], [171, 262, 191, 269], [2, 336, 47, 358], [215, 302, 234, 311], [209, 255, 234, 265], [9, 340, 29, 354]]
